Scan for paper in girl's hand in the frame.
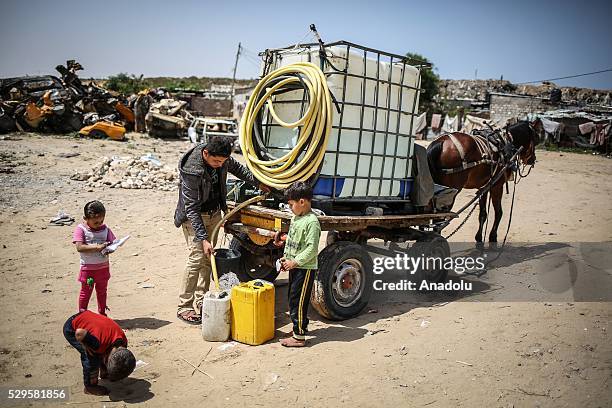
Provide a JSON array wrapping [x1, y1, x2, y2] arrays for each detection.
[[102, 235, 130, 255]]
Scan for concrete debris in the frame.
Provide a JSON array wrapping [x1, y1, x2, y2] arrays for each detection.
[[145, 98, 193, 138], [71, 155, 178, 191]]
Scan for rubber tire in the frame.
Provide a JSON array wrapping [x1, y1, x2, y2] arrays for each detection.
[[410, 233, 450, 289], [311, 241, 374, 321], [229, 233, 281, 282]]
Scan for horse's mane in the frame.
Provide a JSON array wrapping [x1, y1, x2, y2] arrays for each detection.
[[507, 121, 534, 145]]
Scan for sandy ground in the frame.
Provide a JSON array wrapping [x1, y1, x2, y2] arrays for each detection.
[[0, 133, 610, 407]]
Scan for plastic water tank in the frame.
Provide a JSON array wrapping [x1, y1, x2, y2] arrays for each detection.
[[263, 45, 420, 198]]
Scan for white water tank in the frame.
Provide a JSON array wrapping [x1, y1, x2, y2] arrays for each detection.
[[261, 43, 421, 199]]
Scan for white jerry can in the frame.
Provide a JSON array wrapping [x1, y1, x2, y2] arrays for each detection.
[[201, 290, 231, 342]]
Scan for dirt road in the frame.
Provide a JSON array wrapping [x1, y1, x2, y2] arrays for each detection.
[[0, 133, 610, 407]]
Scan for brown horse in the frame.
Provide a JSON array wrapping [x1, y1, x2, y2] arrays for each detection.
[[427, 121, 537, 247]]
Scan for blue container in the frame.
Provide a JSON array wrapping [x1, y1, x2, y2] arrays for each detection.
[[313, 177, 345, 197], [399, 179, 414, 197]]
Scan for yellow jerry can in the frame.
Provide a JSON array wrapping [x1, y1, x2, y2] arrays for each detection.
[[230, 280, 275, 345]]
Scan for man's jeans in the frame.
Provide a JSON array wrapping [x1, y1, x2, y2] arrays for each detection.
[[178, 211, 222, 315]]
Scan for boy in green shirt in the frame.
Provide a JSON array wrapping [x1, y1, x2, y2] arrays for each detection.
[[274, 181, 321, 347]]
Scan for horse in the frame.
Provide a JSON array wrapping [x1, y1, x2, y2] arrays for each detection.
[[426, 121, 537, 247]]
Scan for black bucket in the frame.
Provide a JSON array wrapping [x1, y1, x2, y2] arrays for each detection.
[[214, 248, 242, 277]]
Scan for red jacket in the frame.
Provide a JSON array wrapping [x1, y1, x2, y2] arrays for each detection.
[[71, 311, 127, 354]]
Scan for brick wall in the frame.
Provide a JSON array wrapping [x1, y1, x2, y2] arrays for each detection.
[[489, 93, 549, 125]]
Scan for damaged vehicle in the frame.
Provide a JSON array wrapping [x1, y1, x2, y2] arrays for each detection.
[[0, 60, 135, 137]]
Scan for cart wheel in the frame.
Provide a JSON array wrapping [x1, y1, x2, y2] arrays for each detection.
[[411, 233, 450, 287], [311, 241, 373, 320], [229, 233, 281, 282]]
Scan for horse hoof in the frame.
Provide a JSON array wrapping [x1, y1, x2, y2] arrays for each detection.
[[489, 242, 499, 251], [475, 242, 485, 251]]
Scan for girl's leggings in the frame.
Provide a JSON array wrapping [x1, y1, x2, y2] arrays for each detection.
[[78, 266, 110, 315]]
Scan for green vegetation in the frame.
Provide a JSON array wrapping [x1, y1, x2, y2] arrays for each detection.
[[145, 76, 256, 90], [103, 73, 257, 95], [406, 52, 440, 114], [105, 73, 147, 95]]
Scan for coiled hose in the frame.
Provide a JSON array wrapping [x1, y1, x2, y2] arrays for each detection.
[[238, 62, 333, 190], [209, 62, 333, 289]]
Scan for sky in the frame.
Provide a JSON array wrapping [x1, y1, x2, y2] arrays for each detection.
[[1, 0, 611, 90]]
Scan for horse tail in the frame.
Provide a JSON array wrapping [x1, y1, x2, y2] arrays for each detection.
[[427, 139, 443, 178]]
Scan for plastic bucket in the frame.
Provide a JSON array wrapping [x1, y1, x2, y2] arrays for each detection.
[[214, 248, 242, 276]]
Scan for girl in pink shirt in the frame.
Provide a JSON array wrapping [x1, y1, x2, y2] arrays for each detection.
[[72, 201, 116, 315]]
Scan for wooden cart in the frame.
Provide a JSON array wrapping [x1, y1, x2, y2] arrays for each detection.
[[224, 201, 456, 320]]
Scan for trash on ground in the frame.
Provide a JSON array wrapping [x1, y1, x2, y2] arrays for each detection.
[[134, 360, 149, 371], [262, 372, 279, 390], [217, 341, 237, 351], [49, 210, 75, 226]]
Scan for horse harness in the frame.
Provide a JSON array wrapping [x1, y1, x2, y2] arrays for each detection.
[[438, 129, 515, 175]]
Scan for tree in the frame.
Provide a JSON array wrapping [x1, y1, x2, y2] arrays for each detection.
[[405, 52, 440, 114], [106, 73, 148, 95]]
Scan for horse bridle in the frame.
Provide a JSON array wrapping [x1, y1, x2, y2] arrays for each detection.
[[513, 123, 536, 179]]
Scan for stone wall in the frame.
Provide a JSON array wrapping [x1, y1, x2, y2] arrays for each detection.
[[489, 93, 550, 125]]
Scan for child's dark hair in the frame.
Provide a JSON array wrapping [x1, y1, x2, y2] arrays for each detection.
[[284, 181, 313, 201], [84, 200, 105, 218], [205, 136, 232, 157], [107, 347, 136, 381]]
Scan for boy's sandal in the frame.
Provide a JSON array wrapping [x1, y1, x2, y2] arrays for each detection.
[[177, 310, 201, 325], [84, 385, 109, 396], [280, 337, 306, 347]]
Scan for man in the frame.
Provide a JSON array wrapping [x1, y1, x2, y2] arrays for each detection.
[[174, 136, 268, 324], [63, 311, 136, 395], [133, 90, 153, 133]]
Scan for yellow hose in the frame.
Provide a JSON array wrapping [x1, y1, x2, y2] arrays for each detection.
[[209, 62, 333, 289], [239, 62, 333, 190], [209, 194, 268, 290]]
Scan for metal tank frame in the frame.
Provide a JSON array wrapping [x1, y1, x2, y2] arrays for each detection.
[[258, 41, 429, 214]]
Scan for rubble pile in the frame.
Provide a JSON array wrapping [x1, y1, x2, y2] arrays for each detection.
[[439, 79, 516, 100], [517, 84, 612, 106], [0, 60, 138, 135], [71, 155, 178, 191], [439, 79, 612, 106], [145, 98, 193, 138]]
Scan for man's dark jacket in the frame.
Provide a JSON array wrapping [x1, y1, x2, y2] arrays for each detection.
[[174, 143, 258, 242]]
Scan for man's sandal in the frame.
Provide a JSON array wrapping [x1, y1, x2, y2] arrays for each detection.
[[177, 310, 201, 325]]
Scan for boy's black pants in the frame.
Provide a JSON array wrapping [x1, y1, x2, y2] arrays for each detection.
[[288, 268, 316, 340]]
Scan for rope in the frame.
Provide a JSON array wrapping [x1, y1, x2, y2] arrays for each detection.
[[444, 200, 479, 239], [484, 174, 518, 267]]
